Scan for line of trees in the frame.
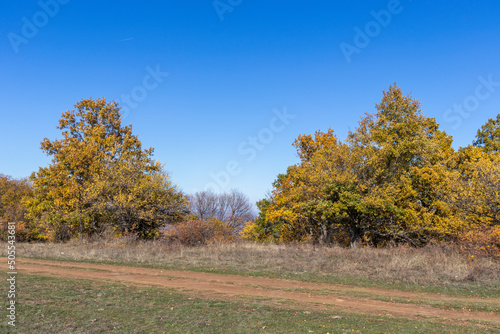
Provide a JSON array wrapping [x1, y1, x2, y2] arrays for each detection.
[[0, 98, 254, 241], [1, 87, 499, 255], [242, 84, 500, 255]]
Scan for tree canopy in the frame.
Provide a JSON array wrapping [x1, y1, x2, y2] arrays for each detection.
[[473, 113, 500, 152], [0, 174, 32, 224], [2, 89, 497, 254], [248, 85, 497, 249], [25, 98, 188, 240]]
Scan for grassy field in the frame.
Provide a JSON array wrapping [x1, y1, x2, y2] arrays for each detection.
[[5, 240, 499, 297], [1, 274, 498, 334], [1, 240, 499, 333]]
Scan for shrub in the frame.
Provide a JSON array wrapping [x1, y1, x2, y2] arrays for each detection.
[[164, 218, 235, 246], [456, 225, 500, 258], [0, 220, 41, 242]]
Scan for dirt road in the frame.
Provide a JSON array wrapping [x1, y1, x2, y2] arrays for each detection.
[[10, 257, 500, 324]]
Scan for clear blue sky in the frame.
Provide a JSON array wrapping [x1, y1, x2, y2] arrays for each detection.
[[1, 0, 500, 205]]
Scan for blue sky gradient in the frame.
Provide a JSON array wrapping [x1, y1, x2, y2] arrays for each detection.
[[2, 0, 500, 205]]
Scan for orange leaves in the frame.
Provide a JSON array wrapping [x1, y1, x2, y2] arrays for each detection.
[[448, 146, 500, 229], [0, 174, 32, 229], [293, 129, 339, 162], [263, 85, 498, 250], [263, 85, 460, 246], [165, 218, 234, 245], [473, 113, 500, 153], [26, 98, 188, 241], [457, 225, 500, 258]]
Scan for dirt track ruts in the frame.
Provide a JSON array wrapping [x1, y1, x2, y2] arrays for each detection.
[[10, 257, 500, 324]]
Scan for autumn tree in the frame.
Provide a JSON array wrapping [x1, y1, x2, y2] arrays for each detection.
[[240, 197, 275, 242], [0, 174, 33, 240], [260, 84, 456, 246], [445, 145, 500, 256], [473, 113, 500, 152], [25, 98, 188, 241], [347, 84, 455, 243], [263, 131, 354, 244], [448, 145, 500, 226], [262, 130, 397, 246], [83, 158, 188, 238], [0, 174, 31, 223]]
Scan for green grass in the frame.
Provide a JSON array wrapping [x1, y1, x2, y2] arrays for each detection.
[[1, 274, 498, 334], [16, 257, 500, 314], [247, 285, 500, 314]]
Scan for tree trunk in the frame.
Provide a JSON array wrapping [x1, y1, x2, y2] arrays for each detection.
[[349, 223, 362, 248], [319, 224, 330, 245], [79, 210, 83, 243]]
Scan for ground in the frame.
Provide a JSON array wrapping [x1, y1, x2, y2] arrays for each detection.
[[2, 254, 499, 333]]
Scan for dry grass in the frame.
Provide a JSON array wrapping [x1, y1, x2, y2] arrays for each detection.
[[3, 240, 499, 293]]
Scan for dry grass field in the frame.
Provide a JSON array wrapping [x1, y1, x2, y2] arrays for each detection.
[[2, 240, 499, 333], [7, 240, 499, 293]]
